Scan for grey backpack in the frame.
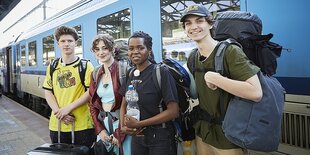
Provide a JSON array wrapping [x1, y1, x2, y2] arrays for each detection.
[[215, 40, 285, 152]]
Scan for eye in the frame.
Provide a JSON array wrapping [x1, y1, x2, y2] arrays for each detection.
[[138, 47, 145, 51], [197, 19, 206, 23], [94, 48, 99, 52], [128, 47, 134, 51]]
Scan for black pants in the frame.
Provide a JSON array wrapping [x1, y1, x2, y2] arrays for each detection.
[[50, 128, 96, 149], [131, 125, 177, 155]]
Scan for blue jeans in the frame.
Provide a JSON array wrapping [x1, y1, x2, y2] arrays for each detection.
[[131, 125, 176, 155]]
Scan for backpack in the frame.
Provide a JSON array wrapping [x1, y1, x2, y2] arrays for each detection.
[[152, 58, 196, 141], [189, 39, 285, 151], [213, 11, 282, 76], [50, 58, 89, 92]]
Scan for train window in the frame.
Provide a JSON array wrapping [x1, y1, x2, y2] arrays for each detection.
[[43, 35, 55, 66], [160, 0, 240, 63], [74, 25, 83, 58], [28, 41, 37, 66], [21, 45, 26, 66], [97, 8, 131, 39]]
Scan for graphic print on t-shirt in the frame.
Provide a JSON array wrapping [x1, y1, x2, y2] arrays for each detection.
[[56, 70, 76, 88]]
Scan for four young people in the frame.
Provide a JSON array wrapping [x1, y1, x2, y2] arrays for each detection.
[[44, 4, 263, 154]]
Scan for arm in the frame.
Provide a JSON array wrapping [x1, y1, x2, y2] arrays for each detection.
[[124, 101, 179, 129], [45, 89, 60, 113], [45, 90, 74, 124], [55, 89, 91, 119], [204, 71, 262, 102]]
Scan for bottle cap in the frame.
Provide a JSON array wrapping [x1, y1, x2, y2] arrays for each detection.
[[128, 85, 134, 90]]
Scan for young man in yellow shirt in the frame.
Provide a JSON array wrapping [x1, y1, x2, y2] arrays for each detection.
[[43, 25, 96, 149]]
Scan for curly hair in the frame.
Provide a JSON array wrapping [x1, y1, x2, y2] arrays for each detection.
[[91, 34, 115, 53], [54, 25, 79, 41], [128, 31, 156, 63]]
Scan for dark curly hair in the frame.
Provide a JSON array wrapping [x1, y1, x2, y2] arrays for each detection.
[[128, 31, 156, 63]]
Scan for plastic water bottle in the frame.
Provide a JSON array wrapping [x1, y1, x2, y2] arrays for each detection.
[[182, 140, 195, 155], [125, 85, 140, 121]]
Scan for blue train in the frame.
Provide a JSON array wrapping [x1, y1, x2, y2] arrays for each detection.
[[0, 0, 309, 154]]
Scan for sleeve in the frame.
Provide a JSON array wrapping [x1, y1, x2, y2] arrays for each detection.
[[160, 66, 179, 105], [225, 45, 260, 81], [84, 61, 94, 88], [42, 65, 53, 91]]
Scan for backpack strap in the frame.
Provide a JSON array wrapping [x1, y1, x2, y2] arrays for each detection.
[[152, 64, 166, 128], [187, 48, 198, 77], [92, 65, 102, 89], [49, 58, 61, 94], [118, 60, 129, 86], [76, 58, 89, 91], [215, 38, 242, 121]]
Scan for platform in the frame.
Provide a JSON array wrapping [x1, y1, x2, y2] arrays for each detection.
[[0, 95, 50, 155]]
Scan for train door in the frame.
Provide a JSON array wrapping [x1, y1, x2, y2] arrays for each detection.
[[3, 46, 11, 94], [0, 49, 5, 94], [15, 44, 22, 98], [5, 45, 17, 95]]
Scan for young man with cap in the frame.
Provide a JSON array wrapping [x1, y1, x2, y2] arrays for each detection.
[[181, 4, 262, 155]]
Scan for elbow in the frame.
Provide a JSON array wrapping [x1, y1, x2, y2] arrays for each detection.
[[252, 90, 263, 103], [172, 105, 179, 119]]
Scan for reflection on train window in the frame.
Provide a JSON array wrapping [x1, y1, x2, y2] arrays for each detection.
[[160, 0, 240, 63], [43, 35, 55, 66], [74, 25, 83, 58], [16, 44, 20, 67], [97, 8, 131, 39], [21, 45, 26, 66], [28, 41, 37, 66]]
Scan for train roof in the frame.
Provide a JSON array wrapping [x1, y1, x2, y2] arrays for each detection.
[[16, 0, 117, 43]]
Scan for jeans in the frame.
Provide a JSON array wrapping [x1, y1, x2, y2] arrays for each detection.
[[131, 125, 176, 155]]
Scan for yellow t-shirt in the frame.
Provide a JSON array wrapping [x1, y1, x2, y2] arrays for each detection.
[[43, 58, 94, 132]]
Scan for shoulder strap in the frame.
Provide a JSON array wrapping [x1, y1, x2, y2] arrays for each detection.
[[152, 64, 162, 91], [50, 58, 60, 80], [49, 58, 60, 94], [118, 60, 129, 86], [92, 65, 101, 87], [151, 64, 166, 128], [77, 58, 89, 91], [215, 38, 242, 121], [188, 48, 198, 77]]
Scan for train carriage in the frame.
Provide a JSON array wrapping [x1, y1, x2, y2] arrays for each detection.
[[0, 0, 309, 154]]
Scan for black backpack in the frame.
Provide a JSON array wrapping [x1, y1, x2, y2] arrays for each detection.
[[213, 11, 282, 76], [50, 58, 89, 92], [152, 58, 195, 141]]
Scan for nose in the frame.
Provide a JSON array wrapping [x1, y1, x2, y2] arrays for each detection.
[[190, 23, 198, 29]]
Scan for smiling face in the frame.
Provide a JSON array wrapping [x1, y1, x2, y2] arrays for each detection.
[[93, 40, 113, 64], [128, 37, 150, 67], [57, 34, 77, 56], [183, 15, 212, 42]]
